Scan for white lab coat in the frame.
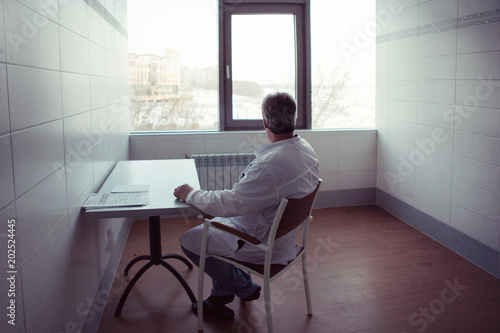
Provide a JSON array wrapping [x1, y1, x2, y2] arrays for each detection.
[[180, 135, 320, 265]]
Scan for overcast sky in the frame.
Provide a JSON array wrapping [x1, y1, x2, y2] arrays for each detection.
[[127, 0, 375, 85]]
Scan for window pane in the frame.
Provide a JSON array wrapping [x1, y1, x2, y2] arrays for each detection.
[[231, 14, 296, 120], [128, 0, 218, 131], [311, 0, 375, 128]]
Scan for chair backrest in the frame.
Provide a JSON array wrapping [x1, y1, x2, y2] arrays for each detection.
[[275, 180, 322, 239]]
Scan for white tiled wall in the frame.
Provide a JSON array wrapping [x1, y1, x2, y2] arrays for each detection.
[[0, 1, 130, 332], [376, 0, 500, 274], [130, 129, 378, 204]]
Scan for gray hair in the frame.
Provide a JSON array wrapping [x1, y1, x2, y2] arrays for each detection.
[[261, 92, 296, 134]]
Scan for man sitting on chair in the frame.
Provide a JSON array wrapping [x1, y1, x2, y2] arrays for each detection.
[[174, 92, 320, 319]]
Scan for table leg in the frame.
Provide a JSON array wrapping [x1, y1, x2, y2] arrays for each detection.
[[162, 254, 193, 269], [123, 255, 151, 275], [115, 215, 196, 316], [115, 261, 153, 316]]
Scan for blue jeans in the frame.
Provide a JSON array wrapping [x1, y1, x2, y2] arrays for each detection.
[[181, 246, 258, 299]]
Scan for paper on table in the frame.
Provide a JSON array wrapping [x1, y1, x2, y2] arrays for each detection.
[[111, 185, 150, 193], [83, 192, 149, 209]]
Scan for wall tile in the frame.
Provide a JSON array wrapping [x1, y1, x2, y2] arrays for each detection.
[[415, 166, 452, 200], [16, 0, 59, 21], [418, 149, 453, 177], [388, 80, 417, 101], [388, 37, 418, 61], [4, 0, 60, 70], [455, 80, 500, 110], [59, 0, 88, 37], [25, 261, 75, 333], [416, 102, 454, 129], [388, 118, 416, 143], [454, 130, 500, 166], [458, 0, 500, 16], [338, 152, 376, 172], [156, 135, 206, 159], [64, 112, 92, 164], [21, 214, 70, 323], [386, 137, 415, 161], [16, 171, 67, 262], [90, 106, 109, 144], [339, 170, 376, 189], [89, 41, 107, 76], [418, 30, 457, 57], [92, 135, 110, 180], [302, 132, 339, 154], [417, 80, 456, 104], [388, 5, 418, 34], [0, 134, 14, 209], [88, 7, 107, 46], [414, 188, 451, 224], [376, 98, 388, 119], [339, 132, 377, 153], [376, 79, 388, 99], [457, 51, 500, 80], [418, 55, 457, 80], [317, 153, 338, 173], [0, 64, 9, 135], [377, 60, 388, 81], [60, 26, 89, 74], [388, 37, 418, 60], [61, 72, 90, 117], [453, 155, 500, 195], [416, 123, 453, 153], [455, 106, 500, 138], [0, 1, 5, 62], [418, 0, 457, 26], [66, 145, 94, 208], [389, 58, 417, 80], [376, 42, 388, 62], [458, 21, 500, 54], [129, 135, 156, 160], [451, 203, 500, 251], [388, 100, 417, 122], [452, 180, 500, 223], [384, 173, 415, 206], [90, 76, 108, 109], [12, 120, 65, 197], [8, 65, 62, 131]]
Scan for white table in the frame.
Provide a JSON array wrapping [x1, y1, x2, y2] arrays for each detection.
[[85, 159, 201, 315]]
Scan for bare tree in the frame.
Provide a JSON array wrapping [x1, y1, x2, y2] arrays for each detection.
[[312, 67, 349, 128], [130, 86, 213, 131]]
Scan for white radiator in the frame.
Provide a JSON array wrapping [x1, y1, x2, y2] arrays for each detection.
[[190, 153, 255, 190]]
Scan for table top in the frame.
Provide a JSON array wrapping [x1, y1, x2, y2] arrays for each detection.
[[84, 159, 201, 220]]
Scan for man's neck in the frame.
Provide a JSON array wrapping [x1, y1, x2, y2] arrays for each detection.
[[267, 130, 295, 143]]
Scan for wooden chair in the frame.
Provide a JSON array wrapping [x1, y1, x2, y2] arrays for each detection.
[[197, 180, 322, 332]]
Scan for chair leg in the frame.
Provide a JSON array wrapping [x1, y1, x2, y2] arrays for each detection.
[[197, 221, 210, 332], [197, 262, 205, 332], [302, 255, 312, 315], [264, 279, 273, 333]]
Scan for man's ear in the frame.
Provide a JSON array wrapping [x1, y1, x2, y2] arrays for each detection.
[[263, 119, 268, 129]]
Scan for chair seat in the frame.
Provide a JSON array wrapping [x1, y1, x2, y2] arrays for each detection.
[[228, 246, 304, 278]]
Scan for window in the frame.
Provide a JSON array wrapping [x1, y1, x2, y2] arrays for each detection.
[[127, 0, 375, 132], [128, 0, 219, 131], [310, 0, 375, 128], [219, 1, 310, 131]]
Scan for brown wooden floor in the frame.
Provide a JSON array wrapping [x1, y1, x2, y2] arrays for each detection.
[[97, 206, 500, 333]]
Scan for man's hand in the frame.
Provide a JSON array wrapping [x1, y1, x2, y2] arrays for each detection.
[[173, 184, 195, 201]]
